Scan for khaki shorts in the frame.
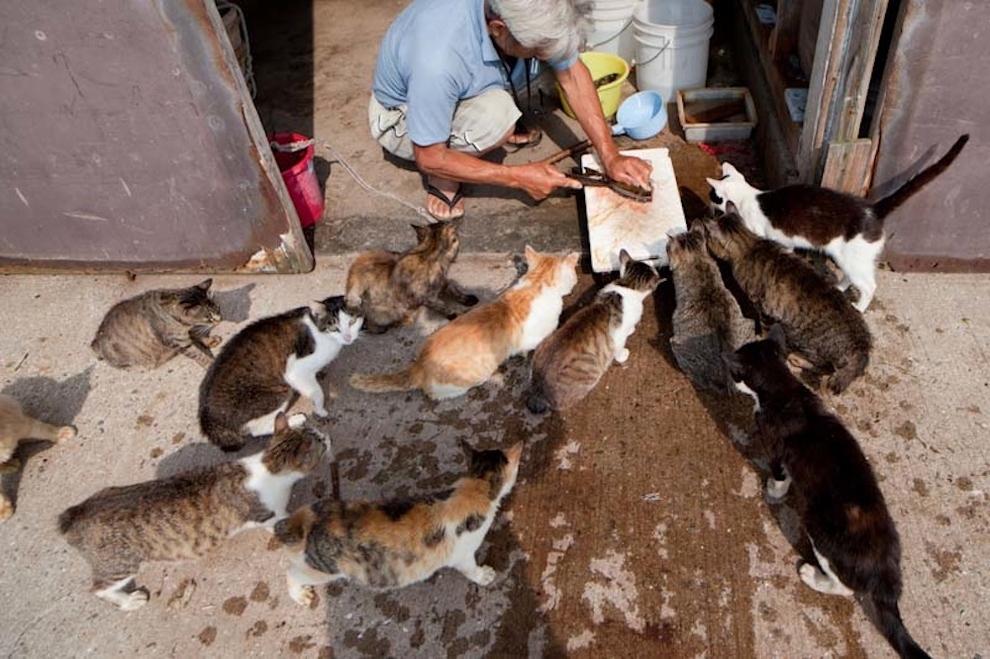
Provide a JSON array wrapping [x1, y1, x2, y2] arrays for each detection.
[[368, 89, 520, 161]]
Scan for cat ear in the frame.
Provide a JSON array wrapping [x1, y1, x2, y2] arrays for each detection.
[[505, 441, 524, 465], [725, 201, 739, 215], [273, 411, 289, 434], [721, 350, 742, 373], [457, 438, 476, 461], [705, 177, 721, 189], [413, 224, 430, 241], [565, 251, 580, 269], [721, 162, 739, 176], [524, 245, 538, 265], [768, 324, 787, 353], [195, 278, 213, 291]]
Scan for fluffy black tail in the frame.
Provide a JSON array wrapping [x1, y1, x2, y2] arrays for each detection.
[[872, 595, 931, 659], [874, 134, 969, 219], [57, 505, 82, 535]]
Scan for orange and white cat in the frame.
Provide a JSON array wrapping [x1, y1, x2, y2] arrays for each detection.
[[350, 246, 579, 399], [0, 394, 76, 521]]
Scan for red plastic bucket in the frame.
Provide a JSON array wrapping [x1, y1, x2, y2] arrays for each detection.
[[271, 132, 324, 229]]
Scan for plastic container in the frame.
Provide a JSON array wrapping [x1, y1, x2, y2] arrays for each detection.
[[270, 132, 324, 229], [559, 51, 630, 120], [587, 0, 638, 65], [611, 90, 668, 140], [632, 0, 713, 103], [676, 87, 757, 142]]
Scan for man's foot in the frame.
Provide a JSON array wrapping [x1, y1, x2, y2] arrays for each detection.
[[504, 121, 543, 152], [425, 177, 465, 220]]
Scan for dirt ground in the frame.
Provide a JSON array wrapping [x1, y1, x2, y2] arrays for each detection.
[[1, 1, 988, 658]]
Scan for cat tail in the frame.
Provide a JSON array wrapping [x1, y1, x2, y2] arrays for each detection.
[[349, 366, 419, 393], [873, 134, 969, 220], [870, 594, 932, 659]]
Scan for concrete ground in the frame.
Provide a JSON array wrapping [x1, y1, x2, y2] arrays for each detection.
[[2, 1, 989, 657]]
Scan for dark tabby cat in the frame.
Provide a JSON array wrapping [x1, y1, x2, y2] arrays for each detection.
[[59, 412, 327, 610], [345, 219, 478, 333], [91, 279, 222, 369], [1, 394, 76, 521], [703, 209, 871, 394], [199, 296, 362, 452], [724, 327, 931, 659], [275, 441, 522, 604], [708, 134, 968, 311], [526, 250, 660, 413], [667, 224, 756, 393]]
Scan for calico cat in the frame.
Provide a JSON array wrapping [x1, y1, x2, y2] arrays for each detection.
[[59, 412, 326, 610], [723, 327, 931, 659], [667, 224, 756, 393], [526, 250, 660, 413], [275, 441, 522, 604], [91, 278, 222, 369], [345, 219, 478, 333], [199, 296, 362, 452], [707, 134, 968, 312], [703, 209, 871, 394], [349, 246, 579, 399], [0, 394, 76, 521]]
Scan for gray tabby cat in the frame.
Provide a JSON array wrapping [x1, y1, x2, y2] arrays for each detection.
[[703, 208, 871, 394], [91, 279, 222, 369], [667, 224, 756, 393], [199, 296, 362, 451], [59, 412, 326, 610], [526, 250, 660, 414], [0, 394, 76, 521]]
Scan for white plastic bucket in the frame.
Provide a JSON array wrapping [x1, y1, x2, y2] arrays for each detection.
[[632, 0, 713, 102], [588, 1, 638, 64]]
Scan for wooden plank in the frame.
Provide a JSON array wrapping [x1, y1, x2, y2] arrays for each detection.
[[819, 138, 872, 194], [770, 0, 802, 61]]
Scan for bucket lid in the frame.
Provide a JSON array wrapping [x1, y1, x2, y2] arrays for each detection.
[[634, 0, 713, 28]]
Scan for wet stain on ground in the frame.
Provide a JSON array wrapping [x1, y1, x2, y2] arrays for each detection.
[[926, 542, 963, 583], [288, 634, 317, 654], [197, 626, 217, 646], [223, 596, 247, 616], [250, 581, 270, 602], [246, 620, 268, 637], [893, 420, 918, 441]]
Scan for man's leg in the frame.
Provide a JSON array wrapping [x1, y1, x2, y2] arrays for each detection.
[[369, 90, 520, 219]]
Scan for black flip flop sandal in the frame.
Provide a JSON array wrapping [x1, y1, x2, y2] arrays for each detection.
[[425, 184, 465, 220]]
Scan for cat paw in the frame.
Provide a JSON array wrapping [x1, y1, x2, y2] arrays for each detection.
[[469, 566, 497, 586], [615, 348, 630, 363], [119, 588, 150, 611], [0, 497, 13, 522], [204, 335, 223, 348], [313, 406, 329, 418], [766, 476, 790, 501], [798, 562, 823, 590], [57, 426, 77, 442], [290, 585, 316, 607], [288, 414, 307, 429]]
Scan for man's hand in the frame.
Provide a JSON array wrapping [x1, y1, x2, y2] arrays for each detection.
[[602, 153, 653, 191], [510, 162, 584, 201]]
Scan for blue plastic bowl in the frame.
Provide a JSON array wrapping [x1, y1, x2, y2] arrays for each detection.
[[611, 90, 667, 140]]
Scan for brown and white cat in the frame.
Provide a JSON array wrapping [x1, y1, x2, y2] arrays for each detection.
[[350, 246, 579, 399], [707, 134, 968, 312], [275, 441, 522, 604], [0, 394, 76, 521], [723, 327, 931, 659], [199, 296, 362, 452], [345, 219, 478, 333], [703, 209, 871, 394], [91, 278, 222, 369], [667, 224, 756, 394], [526, 250, 660, 413], [59, 412, 326, 611]]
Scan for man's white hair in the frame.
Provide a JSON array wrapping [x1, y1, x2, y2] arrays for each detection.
[[489, 0, 593, 63]]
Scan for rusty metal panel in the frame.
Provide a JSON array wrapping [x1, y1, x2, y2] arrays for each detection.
[[0, 0, 312, 273], [872, 0, 987, 272]]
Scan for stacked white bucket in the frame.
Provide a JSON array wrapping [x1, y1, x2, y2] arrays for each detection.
[[587, 0, 639, 65], [632, 0, 714, 104]]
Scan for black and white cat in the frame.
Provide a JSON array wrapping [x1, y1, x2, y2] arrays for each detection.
[[707, 134, 968, 312], [724, 326, 931, 659]]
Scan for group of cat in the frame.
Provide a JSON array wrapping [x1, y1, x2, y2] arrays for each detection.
[[2, 133, 965, 657]]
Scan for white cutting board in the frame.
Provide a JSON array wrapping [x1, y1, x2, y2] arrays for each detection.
[[582, 148, 687, 273]]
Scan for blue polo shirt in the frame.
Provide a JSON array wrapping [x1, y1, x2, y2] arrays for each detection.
[[372, 0, 576, 147]]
